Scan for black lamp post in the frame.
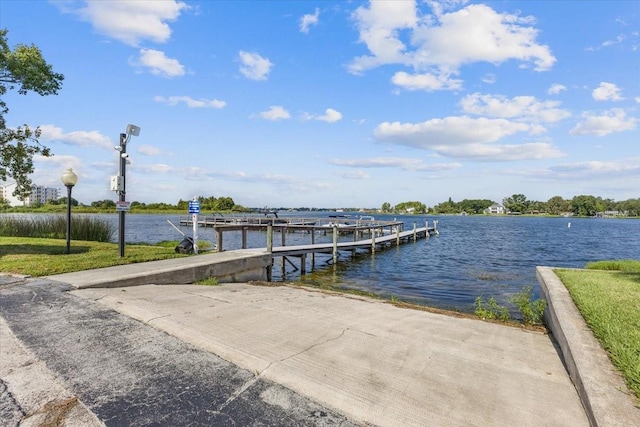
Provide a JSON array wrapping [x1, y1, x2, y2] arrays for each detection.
[[61, 168, 78, 254]]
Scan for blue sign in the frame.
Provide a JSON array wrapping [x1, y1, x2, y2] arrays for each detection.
[[188, 201, 200, 214]]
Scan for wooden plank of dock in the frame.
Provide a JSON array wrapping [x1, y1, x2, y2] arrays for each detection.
[[270, 227, 431, 257]]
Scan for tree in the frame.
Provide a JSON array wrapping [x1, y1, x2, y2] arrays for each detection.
[[503, 194, 529, 213], [214, 196, 235, 211], [433, 197, 458, 214], [394, 201, 427, 214], [1, 29, 64, 199], [545, 196, 570, 215], [58, 196, 79, 207], [90, 199, 116, 209], [381, 202, 391, 212], [458, 199, 493, 214], [571, 195, 602, 216]]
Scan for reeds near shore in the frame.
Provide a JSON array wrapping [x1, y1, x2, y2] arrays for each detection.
[[0, 215, 115, 242]]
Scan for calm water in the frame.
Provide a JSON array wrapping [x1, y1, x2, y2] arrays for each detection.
[[9, 212, 639, 313]]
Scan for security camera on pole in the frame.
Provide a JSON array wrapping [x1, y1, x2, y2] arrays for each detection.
[[110, 124, 140, 257]]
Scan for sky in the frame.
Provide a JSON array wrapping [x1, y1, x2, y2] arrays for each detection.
[[2, 0, 639, 209]]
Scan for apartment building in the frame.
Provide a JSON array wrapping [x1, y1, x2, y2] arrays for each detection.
[[1, 183, 60, 206]]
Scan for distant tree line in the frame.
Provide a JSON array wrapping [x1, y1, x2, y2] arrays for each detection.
[[426, 194, 640, 217], [0, 194, 250, 213], [2, 193, 639, 217]]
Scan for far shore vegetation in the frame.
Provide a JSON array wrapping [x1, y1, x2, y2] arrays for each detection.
[[555, 260, 640, 400], [1, 193, 639, 217]]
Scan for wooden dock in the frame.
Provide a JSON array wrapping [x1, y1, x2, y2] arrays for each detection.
[[197, 217, 438, 280]]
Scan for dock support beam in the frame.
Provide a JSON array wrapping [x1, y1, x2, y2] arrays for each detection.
[[216, 229, 223, 251], [242, 227, 247, 249], [332, 225, 338, 264], [370, 227, 376, 253], [267, 225, 273, 252]]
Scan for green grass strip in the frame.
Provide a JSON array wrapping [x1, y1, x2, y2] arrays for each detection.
[[554, 266, 640, 400], [0, 237, 188, 276]]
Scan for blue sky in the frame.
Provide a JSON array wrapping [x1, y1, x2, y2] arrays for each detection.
[[3, 0, 638, 208]]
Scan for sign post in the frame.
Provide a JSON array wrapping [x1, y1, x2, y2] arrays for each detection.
[[188, 198, 200, 254]]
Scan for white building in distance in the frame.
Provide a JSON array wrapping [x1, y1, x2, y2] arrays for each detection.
[[1, 183, 60, 206]]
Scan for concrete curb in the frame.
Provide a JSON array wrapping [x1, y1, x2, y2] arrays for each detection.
[[536, 266, 640, 427], [46, 250, 272, 289]]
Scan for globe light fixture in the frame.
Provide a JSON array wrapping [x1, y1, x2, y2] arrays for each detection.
[[61, 168, 78, 254]]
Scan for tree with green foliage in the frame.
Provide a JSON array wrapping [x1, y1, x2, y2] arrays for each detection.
[[458, 199, 493, 214], [58, 196, 78, 207], [214, 196, 235, 210], [502, 194, 529, 213], [381, 202, 391, 212], [545, 196, 570, 215], [433, 197, 458, 214], [394, 201, 427, 214], [90, 199, 116, 209], [571, 195, 604, 216], [1, 29, 64, 199]]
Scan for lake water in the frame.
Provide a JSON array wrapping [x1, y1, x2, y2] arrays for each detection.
[[10, 212, 640, 314]]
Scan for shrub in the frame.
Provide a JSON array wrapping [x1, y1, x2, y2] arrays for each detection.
[[511, 285, 547, 325], [474, 296, 510, 321]]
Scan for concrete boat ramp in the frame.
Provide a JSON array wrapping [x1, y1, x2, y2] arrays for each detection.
[[1, 254, 638, 426]]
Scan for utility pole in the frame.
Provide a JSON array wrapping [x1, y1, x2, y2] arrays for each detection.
[[111, 124, 140, 257], [118, 132, 127, 257]]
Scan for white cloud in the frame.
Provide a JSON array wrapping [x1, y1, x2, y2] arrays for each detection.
[[375, 116, 536, 147], [300, 8, 320, 34], [592, 82, 624, 101], [391, 71, 462, 91], [373, 116, 564, 161], [548, 84, 567, 95], [258, 106, 291, 121], [154, 95, 226, 108], [303, 108, 343, 123], [546, 159, 640, 180], [349, 1, 555, 87], [460, 93, 571, 123], [134, 49, 185, 77], [331, 157, 462, 171], [39, 125, 112, 149], [67, 0, 188, 46], [137, 163, 175, 174], [238, 51, 273, 80], [341, 170, 370, 180], [136, 145, 163, 156], [570, 108, 636, 136], [481, 73, 496, 84]]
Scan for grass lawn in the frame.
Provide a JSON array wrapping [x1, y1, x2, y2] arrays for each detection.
[[0, 237, 188, 276], [554, 260, 640, 400]]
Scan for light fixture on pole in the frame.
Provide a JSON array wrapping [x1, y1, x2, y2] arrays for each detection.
[[114, 124, 140, 257], [61, 168, 78, 254]]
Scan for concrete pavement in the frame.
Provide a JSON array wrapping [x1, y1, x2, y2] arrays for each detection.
[[1, 279, 358, 426], [72, 283, 590, 427], [2, 261, 638, 426]]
